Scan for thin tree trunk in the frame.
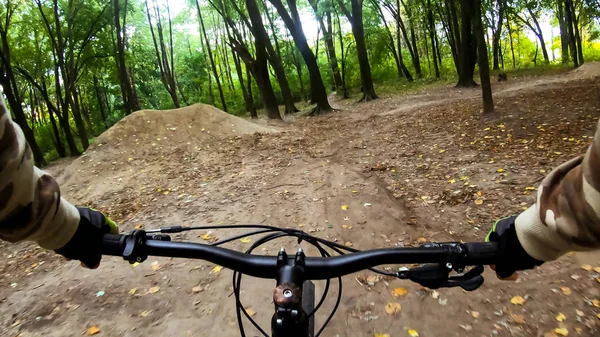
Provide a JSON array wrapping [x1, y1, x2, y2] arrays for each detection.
[[426, 0, 440, 78], [269, 0, 332, 114], [506, 14, 516, 68], [401, 0, 423, 78], [492, 0, 505, 70], [557, 1, 569, 63], [337, 0, 377, 102], [570, 0, 583, 64], [471, 0, 493, 113], [564, 0, 578, 67], [93, 75, 109, 129], [457, 0, 477, 87], [528, 9, 549, 64]]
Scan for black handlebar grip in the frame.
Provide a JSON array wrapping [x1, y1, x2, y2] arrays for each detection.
[[463, 242, 501, 265], [102, 234, 126, 256]]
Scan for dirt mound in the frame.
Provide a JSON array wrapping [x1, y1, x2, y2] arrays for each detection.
[[93, 103, 276, 147], [571, 61, 600, 77], [56, 104, 278, 208]]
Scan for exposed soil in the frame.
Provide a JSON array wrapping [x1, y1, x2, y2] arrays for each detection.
[[1, 65, 600, 337]]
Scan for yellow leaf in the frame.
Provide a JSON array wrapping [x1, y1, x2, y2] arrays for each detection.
[[128, 288, 137, 295], [448, 179, 456, 184], [420, 196, 428, 200], [525, 186, 537, 191], [131, 262, 140, 268], [439, 149, 446, 153], [87, 326, 100, 335], [471, 311, 480, 319], [148, 286, 160, 294], [192, 286, 202, 293], [575, 327, 583, 334], [594, 267, 600, 273], [345, 241, 353, 247], [497, 168, 505, 173], [139, 310, 152, 317], [341, 204, 349, 210], [408, 329, 419, 337], [554, 152, 563, 155], [510, 296, 526, 305], [561, 287, 572, 295], [556, 312, 566, 322], [593, 299, 600, 307], [385, 302, 402, 315], [474, 199, 484, 205], [511, 313, 525, 324], [391, 287, 408, 298], [245, 307, 257, 317], [582, 264, 593, 271], [576, 310, 584, 317], [554, 327, 569, 336], [416, 237, 427, 244], [151, 261, 160, 271], [211, 265, 222, 274], [597, 313, 600, 319], [460, 176, 468, 181], [240, 237, 252, 244], [134, 224, 143, 229], [374, 334, 390, 337]]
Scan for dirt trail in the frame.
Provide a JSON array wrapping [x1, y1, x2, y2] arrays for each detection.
[[2, 65, 600, 337]]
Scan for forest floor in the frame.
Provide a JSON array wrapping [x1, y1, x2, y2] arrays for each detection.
[[2, 63, 600, 337]]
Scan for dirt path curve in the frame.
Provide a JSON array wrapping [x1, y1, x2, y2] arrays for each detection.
[[2, 64, 600, 337]]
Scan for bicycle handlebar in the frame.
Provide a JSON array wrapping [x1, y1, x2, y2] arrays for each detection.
[[102, 233, 500, 280]]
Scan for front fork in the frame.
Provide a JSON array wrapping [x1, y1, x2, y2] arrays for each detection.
[[271, 248, 312, 337]]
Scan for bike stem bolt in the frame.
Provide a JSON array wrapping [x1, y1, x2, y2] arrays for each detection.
[[276, 318, 283, 326], [297, 248, 303, 254], [283, 289, 293, 298], [446, 262, 453, 270]]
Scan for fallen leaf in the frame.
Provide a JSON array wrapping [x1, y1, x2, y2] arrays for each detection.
[[200, 233, 213, 241], [211, 265, 223, 274], [556, 312, 566, 322], [240, 237, 252, 244], [148, 286, 160, 294], [575, 327, 583, 334], [594, 267, 600, 273], [374, 334, 390, 337], [345, 241, 353, 247], [128, 288, 137, 295], [192, 286, 203, 293], [366, 275, 380, 285], [448, 179, 456, 184], [245, 307, 256, 317], [134, 224, 143, 229], [525, 186, 536, 191], [87, 326, 100, 335], [471, 311, 480, 319], [474, 199, 484, 205], [151, 261, 160, 271], [510, 296, 526, 305], [511, 313, 526, 324], [593, 299, 600, 307], [581, 264, 592, 271], [561, 287, 572, 295], [408, 329, 419, 337], [385, 302, 402, 315], [576, 310, 584, 317], [554, 327, 569, 336], [139, 310, 152, 317], [341, 205, 348, 210], [497, 168, 505, 173], [597, 313, 600, 319], [416, 237, 427, 244], [392, 287, 408, 298]]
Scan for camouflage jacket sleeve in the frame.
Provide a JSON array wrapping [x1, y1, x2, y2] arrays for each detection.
[[516, 119, 600, 261], [0, 93, 79, 250]]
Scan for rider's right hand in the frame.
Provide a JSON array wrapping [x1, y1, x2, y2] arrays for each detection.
[[55, 207, 118, 269], [486, 216, 544, 280]]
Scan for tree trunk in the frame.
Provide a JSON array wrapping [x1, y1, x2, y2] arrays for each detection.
[[309, 0, 345, 93], [113, 0, 139, 114], [506, 14, 516, 68], [527, 9, 549, 64], [195, 1, 226, 111], [233, 51, 256, 117], [569, 0, 583, 64], [564, 0, 578, 67], [471, 0, 493, 113], [402, 0, 423, 78], [492, 0, 505, 70], [338, 0, 377, 102], [557, 0, 569, 63], [246, 0, 298, 114], [426, 0, 440, 78], [93, 75, 109, 129], [269, 0, 332, 114], [456, 0, 477, 87]]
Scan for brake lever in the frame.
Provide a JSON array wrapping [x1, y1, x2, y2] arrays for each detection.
[[397, 264, 485, 292]]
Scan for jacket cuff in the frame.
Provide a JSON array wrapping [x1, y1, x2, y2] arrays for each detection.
[[35, 199, 80, 250], [515, 205, 569, 262]]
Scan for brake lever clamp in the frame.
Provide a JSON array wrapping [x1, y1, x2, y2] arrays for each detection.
[[123, 230, 148, 264], [397, 264, 485, 291]]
